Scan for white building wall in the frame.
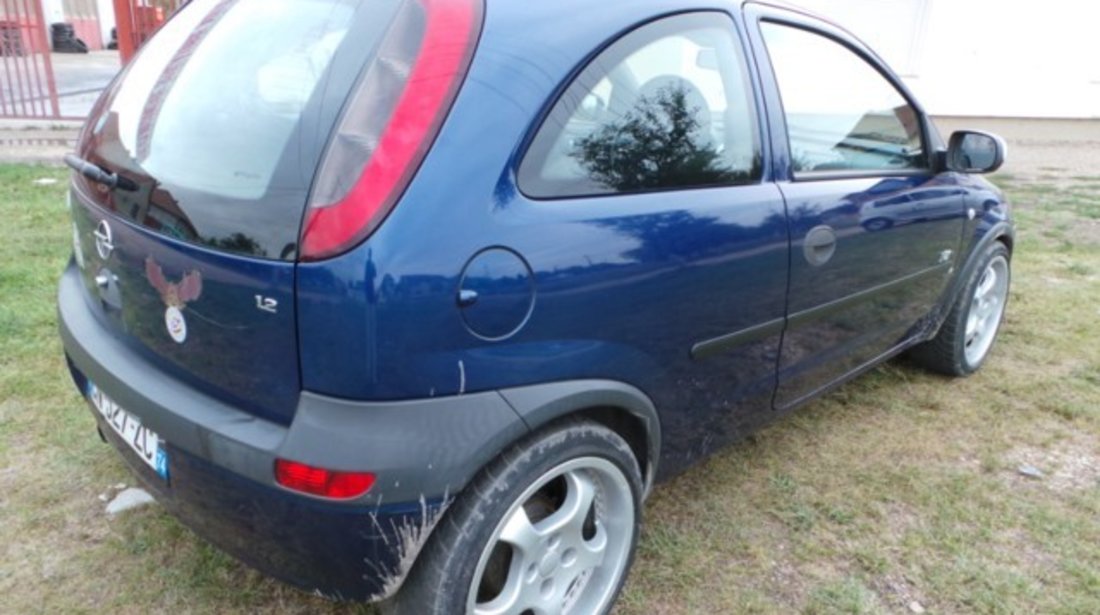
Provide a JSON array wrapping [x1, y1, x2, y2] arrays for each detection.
[[97, 0, 117, 44], [41, 0, 64, 23], [791, 0, 1100, 119]]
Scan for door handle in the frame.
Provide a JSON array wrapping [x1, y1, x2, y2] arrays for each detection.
[[456, 289, 479, 308], [803, 225, 837, 267]]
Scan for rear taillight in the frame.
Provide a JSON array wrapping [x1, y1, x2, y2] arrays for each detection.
[[275, 459, 376, 499], [299, 0, 484, 261]]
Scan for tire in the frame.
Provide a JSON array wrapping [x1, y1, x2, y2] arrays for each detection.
[[910, 241, 1011, 376], [862, 217, 893, 232], [390, 419, 643, 615]]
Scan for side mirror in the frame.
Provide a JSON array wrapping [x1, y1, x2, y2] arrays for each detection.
[[946, 130, 1006, 174]]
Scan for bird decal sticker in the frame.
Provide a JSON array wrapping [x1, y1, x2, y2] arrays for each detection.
[[145, 256, 202, 343]]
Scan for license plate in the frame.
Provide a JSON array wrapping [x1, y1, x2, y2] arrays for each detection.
[[88, 382, 169, 480]]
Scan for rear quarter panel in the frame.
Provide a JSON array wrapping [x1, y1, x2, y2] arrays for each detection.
[[296, 0, 790, 477]]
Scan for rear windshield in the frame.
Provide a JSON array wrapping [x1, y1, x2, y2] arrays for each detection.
[[80, 0, 399, 260]]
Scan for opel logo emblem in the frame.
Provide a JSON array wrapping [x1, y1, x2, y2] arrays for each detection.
[[94, 220, 114, 260]]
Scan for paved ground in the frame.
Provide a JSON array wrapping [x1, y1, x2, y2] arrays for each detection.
[[0, 50, 119, 164], [52, 50, 122, 117], [0, 121, 81, 164], [0, 50, 120, 121]]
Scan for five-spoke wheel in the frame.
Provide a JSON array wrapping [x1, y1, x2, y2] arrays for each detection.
[[393, 421, 642, 615], [910, 241, 1011, 376], [963, 254, 1009, 366], [469, 457, 635, 614]]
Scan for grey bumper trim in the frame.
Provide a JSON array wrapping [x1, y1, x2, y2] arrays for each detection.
[[285, 390, 528, 503]]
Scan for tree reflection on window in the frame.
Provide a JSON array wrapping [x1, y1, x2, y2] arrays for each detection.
[[572, 84, 758, 192], [518, 14, 762, 199]]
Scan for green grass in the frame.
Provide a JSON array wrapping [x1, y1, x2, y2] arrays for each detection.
[[1, 164, 1098, 614]]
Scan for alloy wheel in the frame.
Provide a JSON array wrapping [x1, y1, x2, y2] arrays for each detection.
[[467, 457, 635, 615], [964, 254, 1009, 366]]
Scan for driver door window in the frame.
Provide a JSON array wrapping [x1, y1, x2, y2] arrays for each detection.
[[760, 21, 925, 175]]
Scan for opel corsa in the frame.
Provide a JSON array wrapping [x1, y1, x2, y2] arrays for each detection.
[[58, 0, 1014, 612]]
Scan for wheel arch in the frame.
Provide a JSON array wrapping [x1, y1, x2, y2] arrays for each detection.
[[498, 380, 661, 497], [923, 220, 1015, 343], [995, 228, 1014, 254]]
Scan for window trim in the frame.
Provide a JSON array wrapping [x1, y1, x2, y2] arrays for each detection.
[[790, 168, 930, 183], [755, 17, 935, 183], [516, 10, 766, 201]]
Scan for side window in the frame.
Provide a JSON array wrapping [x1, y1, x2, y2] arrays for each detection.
[[760, 22, 925, 175], [519, 13, 762, 199]]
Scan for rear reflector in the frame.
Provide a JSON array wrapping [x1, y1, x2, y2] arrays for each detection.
[[300, 0, 484, 261], [275, 459, 376, 499]]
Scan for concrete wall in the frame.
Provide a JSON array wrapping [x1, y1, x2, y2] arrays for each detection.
[[97, 0, 116, 44], [790, 0, 1100, 119], [41, 0, 64, 23]]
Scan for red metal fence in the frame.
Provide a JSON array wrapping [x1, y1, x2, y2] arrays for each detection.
[[0, 0, 180, 119], [113, 0, 181, 64], [0, 0, 60, 118]]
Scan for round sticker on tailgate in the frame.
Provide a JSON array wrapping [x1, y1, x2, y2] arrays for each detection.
[[165, 306, 187, 343], [145, 256, 202, 344]]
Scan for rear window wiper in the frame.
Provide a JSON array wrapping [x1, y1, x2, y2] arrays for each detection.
[[64, 154, 138, 191]]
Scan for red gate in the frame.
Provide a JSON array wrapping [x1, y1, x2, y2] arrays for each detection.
[[0, 0, 60, 118], [0, 0, 183, 120], [113, 0, 182, 64]]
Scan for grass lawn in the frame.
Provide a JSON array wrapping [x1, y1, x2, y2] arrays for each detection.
[[1, 164, 1097, 613]]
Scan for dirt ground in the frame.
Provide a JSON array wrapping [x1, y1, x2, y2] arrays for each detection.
[[933, 117, 1100, 183], [5, 116, 1099, 172]]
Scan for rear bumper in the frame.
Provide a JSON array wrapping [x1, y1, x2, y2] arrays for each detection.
[[90, 414, 436, 601], [57, 262, 528, 600]]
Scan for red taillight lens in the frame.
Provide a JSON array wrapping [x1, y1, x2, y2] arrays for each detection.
[[274, 459, 376, 499], [300, 0, 484, 261]]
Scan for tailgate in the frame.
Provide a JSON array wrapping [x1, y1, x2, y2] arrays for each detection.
[[69, 189, 299, 423], [63, 0, 396, 423]]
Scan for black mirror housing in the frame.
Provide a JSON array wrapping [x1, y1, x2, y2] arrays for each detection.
[[947, 130, 1006, 174]]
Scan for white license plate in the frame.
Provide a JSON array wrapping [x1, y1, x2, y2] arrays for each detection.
[[88, 382, 168, 479]]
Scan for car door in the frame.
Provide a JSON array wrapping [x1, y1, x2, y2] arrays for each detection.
[[745, 5, 966, 408], [513, 11, 790, 460]]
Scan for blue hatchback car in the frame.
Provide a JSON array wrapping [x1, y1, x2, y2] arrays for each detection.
[[58, 0, 1013, 612]]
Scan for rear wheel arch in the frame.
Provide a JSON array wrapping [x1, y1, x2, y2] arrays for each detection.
[[390, 417, 643, 614], [497, 380, 661, 496], [544, 405, 652, 495]]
